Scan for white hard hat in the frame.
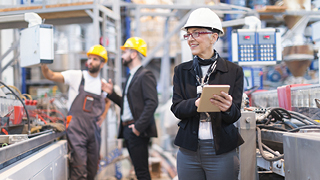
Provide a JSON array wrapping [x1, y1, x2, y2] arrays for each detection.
[[182, 8, 224, 35]]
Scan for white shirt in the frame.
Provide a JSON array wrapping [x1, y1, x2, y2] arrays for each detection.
[[61, 70, 105, 110], [121, 65, 141, 121], [198, 65, 214, 140]]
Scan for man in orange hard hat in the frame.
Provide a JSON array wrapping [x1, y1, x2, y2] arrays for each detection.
[[41, 44, 111, 180], [102, 37, 158, 180]]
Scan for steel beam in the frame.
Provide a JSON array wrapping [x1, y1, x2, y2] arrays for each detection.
[[141, 10, 191, 66]]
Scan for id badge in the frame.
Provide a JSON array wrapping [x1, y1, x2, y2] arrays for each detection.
[[83, 95, 94, 112], [197, 85, 203, 94]]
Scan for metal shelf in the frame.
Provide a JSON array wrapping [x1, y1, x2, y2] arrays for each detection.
[[25, 79, 56, 86]]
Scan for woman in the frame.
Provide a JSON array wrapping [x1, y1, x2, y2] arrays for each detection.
[[171, 8, 244, 180]]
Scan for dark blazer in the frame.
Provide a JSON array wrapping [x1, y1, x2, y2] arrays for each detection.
[[108, 66, 158, 138], [171, 56, 244, 155]]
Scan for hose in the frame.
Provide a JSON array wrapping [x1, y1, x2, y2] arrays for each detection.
[[288, 125, 320, 132], [259, 107, 315, 126], [22, 94, 33, 100], [282, 120, 296, 129], [289, 110, 320, 125], [0, 81, 31, 134], [256, 126, 284, 161], [283, 120, 298, 129], [256, 109, 271, 122], [290, 114, 313, 125], [257, 124, 288, 132], [0, 84, 22, 97]]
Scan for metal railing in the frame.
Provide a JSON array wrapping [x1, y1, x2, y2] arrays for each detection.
[[0, 0, 113, 9]]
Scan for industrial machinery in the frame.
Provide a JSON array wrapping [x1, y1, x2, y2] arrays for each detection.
[[20, 13, 54, 68], [230, 15, 282, 90], [0, 80, 68, 179], [238, 83, 320, 180], [232, 28, 282, 66]]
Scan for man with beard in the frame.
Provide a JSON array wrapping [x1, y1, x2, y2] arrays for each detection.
[[102, 37, 158, 180], [41, 44, 111, 180]]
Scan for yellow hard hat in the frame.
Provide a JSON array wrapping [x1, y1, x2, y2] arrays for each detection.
[[121, 37, 147, 57], [87, 45, 108, 63]]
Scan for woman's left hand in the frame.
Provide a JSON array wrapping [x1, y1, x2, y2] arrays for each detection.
[[210, 91, 232, 112]]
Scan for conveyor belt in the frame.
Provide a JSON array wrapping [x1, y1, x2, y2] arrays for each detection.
[[0, 130, 65, 170]]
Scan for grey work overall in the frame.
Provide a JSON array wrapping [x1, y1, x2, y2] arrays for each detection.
[[67, 76, 105, 180]]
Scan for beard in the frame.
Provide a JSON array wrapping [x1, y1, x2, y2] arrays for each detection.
[[88, 64, 100, 73], [122, 58, 133, 67]]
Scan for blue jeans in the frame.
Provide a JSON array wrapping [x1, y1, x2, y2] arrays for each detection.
[[177, 139, 239, 180]]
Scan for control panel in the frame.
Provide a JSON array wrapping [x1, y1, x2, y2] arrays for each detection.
[[232, 28, 282, 66], [20, 24, 54, 67]]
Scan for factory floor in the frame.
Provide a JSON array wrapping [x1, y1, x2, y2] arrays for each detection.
[[96, 148, 175, 180]]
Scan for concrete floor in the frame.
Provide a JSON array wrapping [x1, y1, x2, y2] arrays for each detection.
[[96, 148, 173, 180]]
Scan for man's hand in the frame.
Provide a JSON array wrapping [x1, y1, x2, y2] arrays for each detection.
[[210, 91, 232, 112], [101, 79, 114, 94], [128, 124, 140, 136], [96, 116, 105, 127], [96, 98, 111, 127]]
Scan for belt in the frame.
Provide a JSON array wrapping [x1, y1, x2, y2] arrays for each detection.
[[122, 120, 135, 126]]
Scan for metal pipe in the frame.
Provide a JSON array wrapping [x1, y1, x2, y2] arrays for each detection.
[[159, 17, 170, 104]]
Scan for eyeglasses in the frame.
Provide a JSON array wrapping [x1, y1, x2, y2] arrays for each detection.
[[183, 31, 214, 40]]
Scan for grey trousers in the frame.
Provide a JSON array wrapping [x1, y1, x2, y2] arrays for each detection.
[[177, 139, 239, 180]]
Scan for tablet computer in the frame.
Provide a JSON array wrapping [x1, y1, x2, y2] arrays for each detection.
[[197, 84, 230, 112]]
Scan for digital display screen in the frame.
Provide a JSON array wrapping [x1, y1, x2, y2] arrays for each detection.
[[244, 36, 251, 40], [263, 35, 270, 39]]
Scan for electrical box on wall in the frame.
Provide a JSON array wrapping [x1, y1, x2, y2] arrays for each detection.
[[20, 24, 54, 67], [232, 28, 282, 66]]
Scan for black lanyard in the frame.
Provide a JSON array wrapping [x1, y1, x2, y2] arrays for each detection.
[[195, 60, 217, 98], [195, 60, 217, 86], [193, 51, 219, 98]]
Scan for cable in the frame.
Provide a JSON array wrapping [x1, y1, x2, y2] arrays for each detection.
[[36, 114, 48, 124], [21, 96, 26, 100], [256, 126, 284, 161], [255, 107, 320, 162], [290, 114, 312, 125], [262, 143, 280, 157], [282, 120, 295, 129], [257, 124, 288, 132], [256, 109, 271, 122], [288, 125, 320, 132], [288, 110, 320, 125], [268, 107, 291, 121], [283, 120, 298, 129], [0, 84, 22, 98], [22, 94, 33, 100], [37, 112, 53, 123], [0, 81, 31, 134], [36, 109, 66, 123], [258, 107, 316, 127]]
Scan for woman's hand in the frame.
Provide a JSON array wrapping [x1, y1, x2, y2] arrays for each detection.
[[210, 91, 232, 112], [195, 98, 200, 107]]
